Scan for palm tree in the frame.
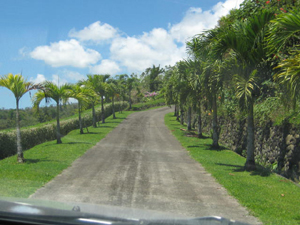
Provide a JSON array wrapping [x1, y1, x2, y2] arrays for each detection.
[[86, 74, 110, 124], [187, 32, 224, 145], [0, 73, 41, 163], [267, 10, 300, 56], [185, 59, 204, 138], [126, 74, 139, 110], [33, 81, 71, 144], [213, 10, 274, 170], [67, 83, 96, 134], [269, 10, 300, 106], [115, 74, 128, 113], [142, 65, 164, 92], [107, 78, 119, 119], [80, 77, 99, 128]]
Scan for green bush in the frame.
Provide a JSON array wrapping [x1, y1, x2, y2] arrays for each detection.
[[131, 98, 165, 111], [0, 102, 128, 160]]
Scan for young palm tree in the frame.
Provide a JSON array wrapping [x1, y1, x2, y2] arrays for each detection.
[[33, 81, 71, 144], [107, 79, 119, 119], [126, 74, 139, 110], [67, 83, 96, 134], [86, 74, 110, 124], [0, 73, 41, 163]]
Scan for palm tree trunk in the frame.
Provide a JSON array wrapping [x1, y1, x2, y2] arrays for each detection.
[[212, 94, 219, 149], [92, 103, 97, 128], [180, 107, 184, 125], [174, 105, 178, 116], [198, 101, 203, 138], [79, 102, 83, 134], [112, 96, 116, 119], [245, 100, 256, 171], [56, 101, 62, 144], [187, 106, 192, 131], [101, 95, 105, 123], [16, 99, 24, 163], [129, 91, 132, 110]]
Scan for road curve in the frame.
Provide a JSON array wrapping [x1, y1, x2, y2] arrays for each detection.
[[31, 107, 260, 224]]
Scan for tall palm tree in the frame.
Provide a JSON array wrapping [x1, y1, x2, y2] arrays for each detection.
[[187, 31, 224, 145], [185, 59, 204, 138], [33, 81, 71, 144], [214, 10, 274, 170], [0, 73, 41, 163]]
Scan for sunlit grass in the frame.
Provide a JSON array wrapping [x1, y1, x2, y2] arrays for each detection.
[[164, 112, 300, 225]]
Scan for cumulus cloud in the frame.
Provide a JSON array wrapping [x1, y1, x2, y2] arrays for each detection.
[[30, 74, 46, 84], [90, 59, 121, 75], [51, 74, 68, 86], [62, 70, 85, 81], [109, 0, 242, 72], [110, 28, 185, 72], [30, 39, 101, 68], [170, 0, 244, 43], [69, 21, 118, 43]]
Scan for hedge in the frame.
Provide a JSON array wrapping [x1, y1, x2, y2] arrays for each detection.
[[131, 98, 165, 111], [0, 102, 128, 160]]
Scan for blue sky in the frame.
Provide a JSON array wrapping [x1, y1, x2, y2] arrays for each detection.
[[0, 0, 243, 109]]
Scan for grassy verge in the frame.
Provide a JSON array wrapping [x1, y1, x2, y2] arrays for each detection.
[[164, 113, 300, 225], [0, 111, 134, 198]]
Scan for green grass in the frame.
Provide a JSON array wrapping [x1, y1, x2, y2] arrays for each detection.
[[0, 111, 134, 198], [164, 113, 300, 225]]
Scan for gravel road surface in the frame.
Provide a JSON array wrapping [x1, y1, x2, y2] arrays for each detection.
[[30, 107, 260, 224]]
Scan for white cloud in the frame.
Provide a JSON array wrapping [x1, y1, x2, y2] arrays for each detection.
[[51, 74, 68, 86], [69, 21, 118, 43], [30, 74, 46, 84], [30, 39, 101, 68], [169, 0, 244, 43], [62, 70, 85, 81], [110, 28, 185, 72], [19, 47, 30, 57], [109, 0, 242, 73], [90, 59, 121, 75], [30, 0, 242, 74]]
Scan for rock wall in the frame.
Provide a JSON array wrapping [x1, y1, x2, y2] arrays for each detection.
[[201, 115, 300, 181]]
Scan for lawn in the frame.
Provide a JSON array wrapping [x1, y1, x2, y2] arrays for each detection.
[[0, 111, 134, 198], [164, 112, 300, 225]]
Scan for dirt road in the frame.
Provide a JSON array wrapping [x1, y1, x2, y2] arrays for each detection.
[[31, 107, 260, 224]]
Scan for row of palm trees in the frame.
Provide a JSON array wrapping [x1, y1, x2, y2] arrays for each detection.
[[162, 9, 300, 171], [0, 73, 138, 163]]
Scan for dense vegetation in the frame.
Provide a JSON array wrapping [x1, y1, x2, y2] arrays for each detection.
[[161, 0, 300, 177]]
